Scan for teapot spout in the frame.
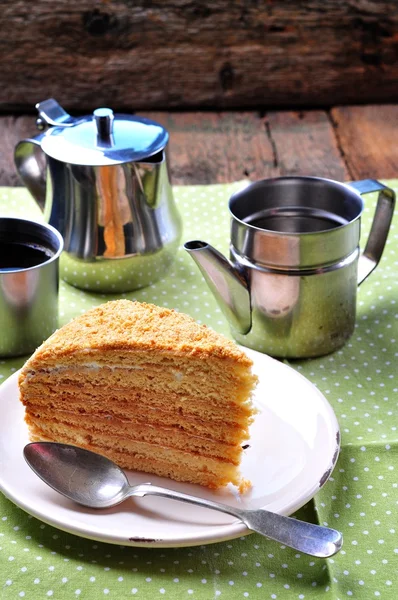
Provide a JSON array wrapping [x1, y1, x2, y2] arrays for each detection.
[[184, 241, 251, 334]]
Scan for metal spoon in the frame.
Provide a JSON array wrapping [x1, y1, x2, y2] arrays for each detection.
[[24, 442, 342, 557]]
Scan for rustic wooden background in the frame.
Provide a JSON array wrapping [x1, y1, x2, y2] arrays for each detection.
[[1, 1, 397, 187], [2, 105, 397, 187], [1, 0, 398, 111]]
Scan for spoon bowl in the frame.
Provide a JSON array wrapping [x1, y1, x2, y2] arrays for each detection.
[[24, 442, 133, 509], [24, 442, 343, 558]]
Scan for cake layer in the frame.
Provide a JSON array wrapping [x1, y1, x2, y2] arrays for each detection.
[[26, 418, 242, 489], [26, 408, 243, 462], [23, 395, 250, 443], [20, 358, 255, 406], [21, 380, 253, 423]]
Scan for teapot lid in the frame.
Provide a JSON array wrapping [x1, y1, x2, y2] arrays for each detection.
[[36, 100, 168, 166]]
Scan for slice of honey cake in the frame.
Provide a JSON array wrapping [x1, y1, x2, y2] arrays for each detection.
[[18, 300, 258, 489]]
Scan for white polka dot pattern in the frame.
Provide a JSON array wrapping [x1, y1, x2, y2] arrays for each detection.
[[0, 182, 397, 599]]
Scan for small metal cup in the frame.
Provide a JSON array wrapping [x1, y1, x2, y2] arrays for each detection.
[[0, 218, 63, 357]]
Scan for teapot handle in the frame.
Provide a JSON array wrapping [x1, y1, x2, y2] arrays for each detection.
[[14, 135, 46, 211], [348, 179, 396, 285]]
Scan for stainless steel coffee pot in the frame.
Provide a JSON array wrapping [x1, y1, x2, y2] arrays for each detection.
[[15, 99, 182, 292], [185, 177, 395, 359]]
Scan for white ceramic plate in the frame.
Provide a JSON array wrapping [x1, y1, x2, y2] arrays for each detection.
[[0, 348, 340, 548]]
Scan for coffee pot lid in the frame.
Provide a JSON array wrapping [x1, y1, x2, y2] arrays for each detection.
[[36, 99, 168, 166]]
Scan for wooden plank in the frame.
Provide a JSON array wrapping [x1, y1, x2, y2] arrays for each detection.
[[144, 110, 349, 184], [0, 116, 37, 187], [331, 105, 398, 180], [0, 111, 278, 187], [141, 112, 278, 185], [1, 1, 397, 110], [266, 111, 350, 182], [0, 109, 349, 187]]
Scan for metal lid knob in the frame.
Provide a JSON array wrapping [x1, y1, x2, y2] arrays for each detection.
[[94, 108, 114, 146], [36, 98, 169, 165]]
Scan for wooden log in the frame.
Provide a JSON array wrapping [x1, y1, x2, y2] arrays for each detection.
[[1, 1, 397, 110], [330, 105, 398, 180]]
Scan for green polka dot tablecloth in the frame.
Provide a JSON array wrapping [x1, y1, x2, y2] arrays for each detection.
[[0, 182, 397, 599]]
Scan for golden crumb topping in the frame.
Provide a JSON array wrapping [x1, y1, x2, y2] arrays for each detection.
[[25, 300, 253, 366]]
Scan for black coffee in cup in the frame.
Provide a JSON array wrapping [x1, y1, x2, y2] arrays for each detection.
[[0, 218, 63, 357], [0, 241, 55, 271]]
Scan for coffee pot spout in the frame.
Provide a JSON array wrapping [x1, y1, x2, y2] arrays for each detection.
[[184, 241, 251, 334]]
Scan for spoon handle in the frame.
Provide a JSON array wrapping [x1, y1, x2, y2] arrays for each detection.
[[130, 484, 342, 557], [236, 508, 342, 558]]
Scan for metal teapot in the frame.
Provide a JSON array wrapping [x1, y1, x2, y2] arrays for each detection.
[[15, 99, 182, 292], [185, 176, 395, 359]]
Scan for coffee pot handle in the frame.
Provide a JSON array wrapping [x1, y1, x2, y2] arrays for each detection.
[[348, 179, 395, 285], [14, 135, 47, 211]]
